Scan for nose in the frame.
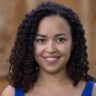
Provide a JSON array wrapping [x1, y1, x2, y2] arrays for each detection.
[[46, 41, 57, 54]]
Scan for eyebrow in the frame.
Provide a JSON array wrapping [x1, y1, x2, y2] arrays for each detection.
[[55, 33, 67, 37], [36, 34, 46, 38], [36, 33, 67, 38]]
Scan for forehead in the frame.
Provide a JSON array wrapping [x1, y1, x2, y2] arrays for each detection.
[[37, 15, 71, 36]]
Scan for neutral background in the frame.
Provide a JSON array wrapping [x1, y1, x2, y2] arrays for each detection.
[[0, 0, 96, 94]]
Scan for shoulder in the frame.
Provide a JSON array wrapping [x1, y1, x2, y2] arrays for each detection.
[[1, 85, 15, 96], [92, 82, 96, 96]]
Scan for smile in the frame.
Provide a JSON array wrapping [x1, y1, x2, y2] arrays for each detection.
[[43, 57, 60, 64]]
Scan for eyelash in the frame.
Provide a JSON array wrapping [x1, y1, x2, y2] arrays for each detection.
[[56, 37, 66, 43], [35, 37, 66, 44], [35, 38, 46, 44]]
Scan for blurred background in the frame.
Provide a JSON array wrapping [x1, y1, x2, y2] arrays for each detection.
[[0, 0, 96, 94]]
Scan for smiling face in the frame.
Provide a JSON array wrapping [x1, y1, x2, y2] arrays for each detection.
[[34, 15, 73, 74]]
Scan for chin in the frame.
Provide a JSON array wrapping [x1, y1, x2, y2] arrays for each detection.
[[42, 66, 64, 74]]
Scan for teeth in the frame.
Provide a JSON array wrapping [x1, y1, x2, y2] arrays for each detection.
[[45, 58, 58, 61], [44, 57, 59, 63]]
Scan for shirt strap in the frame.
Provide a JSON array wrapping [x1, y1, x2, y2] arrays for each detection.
[[15, 87, 24, 96], [82, 81, 94, 96]]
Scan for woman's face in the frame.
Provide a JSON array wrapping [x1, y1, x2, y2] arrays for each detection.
[[34, 15, 73, 74]]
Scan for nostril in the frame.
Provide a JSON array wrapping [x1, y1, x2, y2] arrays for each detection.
[[46, 46, 57, 53]]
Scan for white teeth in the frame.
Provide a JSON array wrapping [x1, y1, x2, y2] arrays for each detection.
[[45, 58, 58, 61], [44, 57, 59, 63]]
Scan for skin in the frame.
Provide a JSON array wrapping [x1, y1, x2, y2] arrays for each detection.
[[34, 15, 73, 75], [30, 15, 85, 96], [1, 15, 96, 96]]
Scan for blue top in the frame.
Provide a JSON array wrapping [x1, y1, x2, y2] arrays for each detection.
[[15, 81, 94, 96], [81, 81, 94, 96], [15, 88, 24, 96]]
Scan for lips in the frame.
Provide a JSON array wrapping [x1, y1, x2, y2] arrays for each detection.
[[43, 56, 60, 64]]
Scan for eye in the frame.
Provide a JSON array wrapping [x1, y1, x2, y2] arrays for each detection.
[[56, 37, 66, 43], [35, 38, 46, 44]]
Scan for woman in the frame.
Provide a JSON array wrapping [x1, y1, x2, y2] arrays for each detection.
[[2, 1, 96, 96]]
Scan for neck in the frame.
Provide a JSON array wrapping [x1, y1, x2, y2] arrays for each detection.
[[35, 69, 72, 87]]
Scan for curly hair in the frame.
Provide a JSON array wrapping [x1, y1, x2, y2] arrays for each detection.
[[8, 1, 93, 92]]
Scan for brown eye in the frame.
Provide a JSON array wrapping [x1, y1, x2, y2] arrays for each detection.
[[56, 37, 66, 43], [36, 38, 46, 44]]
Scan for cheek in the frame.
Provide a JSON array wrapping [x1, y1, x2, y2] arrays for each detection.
[[59, 43, 72, 53], [59, 44, 72, 62], [34, 45, 44, 56]]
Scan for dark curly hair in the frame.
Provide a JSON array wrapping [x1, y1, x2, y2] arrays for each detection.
[[8, 1, 93, 92]]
